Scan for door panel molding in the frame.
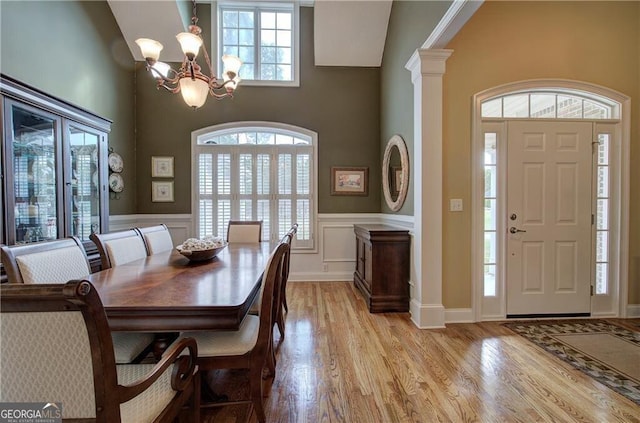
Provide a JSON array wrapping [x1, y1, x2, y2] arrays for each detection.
[[472, 80, 630, 321]]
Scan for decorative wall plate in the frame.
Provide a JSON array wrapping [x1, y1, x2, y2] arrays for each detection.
[[108, 152, 123, 173], [108, 173, 124, 193]]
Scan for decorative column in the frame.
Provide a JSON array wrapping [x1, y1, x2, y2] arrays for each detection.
[[405, 49, 452, 328]]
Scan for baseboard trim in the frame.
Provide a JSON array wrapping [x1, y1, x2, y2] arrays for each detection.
[[445, 308, 474, 324], [410, 300, 446, 329], [289, 272, 352, 282], [627, 304, 640, 318]]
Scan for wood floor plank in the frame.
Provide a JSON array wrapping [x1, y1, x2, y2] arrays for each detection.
[[202, 282, 640, 423]]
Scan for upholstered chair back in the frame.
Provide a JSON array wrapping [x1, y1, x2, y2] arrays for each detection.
[[0, 237, 90, 284], [137, 224, 174, 255], [90, 229, 147, 269], [1, 282, 113, 419], [1, 307, 98, 418], [0, 281, 200, 423], [227, 220, 263, 243]]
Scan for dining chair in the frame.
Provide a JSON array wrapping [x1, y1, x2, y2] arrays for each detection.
[[249, 223, 297, 335], [227, 220, 263, 243], [136, 224, 174, 255], [1, 237, 91, 284], [175, 241, 288, 423], [0, 237, 155, 364], [280, 223, 298, 314], [275, 223, 297, 338], [0, 280, 200, 423], [90, 229, 148, 269]]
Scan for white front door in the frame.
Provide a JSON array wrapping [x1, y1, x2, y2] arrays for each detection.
[[506, 121, 593, 316]]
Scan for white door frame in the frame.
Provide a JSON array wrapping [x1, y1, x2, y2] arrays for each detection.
[[471, 79, 631, 321]]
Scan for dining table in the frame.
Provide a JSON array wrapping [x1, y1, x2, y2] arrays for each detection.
[[85, 242, 274, 333]]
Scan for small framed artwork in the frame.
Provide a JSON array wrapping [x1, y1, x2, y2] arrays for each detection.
[[331, 166, 369, 196], [152, 181, 174, 202], [151, 156, 174, 178]]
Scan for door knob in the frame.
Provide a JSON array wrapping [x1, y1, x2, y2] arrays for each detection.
[[509, 227, 526, 234]]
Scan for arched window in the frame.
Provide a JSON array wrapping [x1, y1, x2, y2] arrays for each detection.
[[481, 90, 618, 119], [192, 122, 315, 249]]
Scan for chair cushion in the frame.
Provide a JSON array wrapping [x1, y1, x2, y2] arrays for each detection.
[[106, 236, 147, 266], [113, 332, 155, 364], [180, 315, 259, 356], [1, 311, 96, 419], [144, 230, 174, 254], [16, 246, 90, 284], [117, 364, 176, 423]]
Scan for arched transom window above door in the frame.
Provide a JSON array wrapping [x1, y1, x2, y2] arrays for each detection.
[[481, 90, 620, 119]]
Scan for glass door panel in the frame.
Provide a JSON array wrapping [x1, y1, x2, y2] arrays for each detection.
[[10, 104, 59, 243], [67, 123, 102, 241]]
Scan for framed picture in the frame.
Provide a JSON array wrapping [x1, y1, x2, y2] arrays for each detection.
[[151, 181, 174, 202], [151, 156, 174, 178], [331, 167, 368, 196]]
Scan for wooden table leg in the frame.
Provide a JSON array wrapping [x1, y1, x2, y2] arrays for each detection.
[[153, 333, 178, 360]]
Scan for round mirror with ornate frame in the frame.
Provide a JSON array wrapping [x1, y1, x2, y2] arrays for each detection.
[[382, 135, 409, 212]]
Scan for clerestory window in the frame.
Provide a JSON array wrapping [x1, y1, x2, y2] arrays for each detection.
[[218, 1, 299, 86], [192, 122, 315, 249]]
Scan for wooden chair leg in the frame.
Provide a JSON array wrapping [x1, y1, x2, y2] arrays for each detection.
[[250, 365, 266, 423], [265, 336, 276, 379], [276, 306, 285, 339], [191, 370, 201, 423]]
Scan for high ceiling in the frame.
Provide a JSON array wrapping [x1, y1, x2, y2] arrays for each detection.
[[108, 1, 481, 67], [109, 0, 395, 67]]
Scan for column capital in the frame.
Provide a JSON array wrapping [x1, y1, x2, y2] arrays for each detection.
[[405, 49, 453, 82]]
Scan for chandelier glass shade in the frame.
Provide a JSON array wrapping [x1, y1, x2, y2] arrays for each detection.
[[135, 1, 241, 109]]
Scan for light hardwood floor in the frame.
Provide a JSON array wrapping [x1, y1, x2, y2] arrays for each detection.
[[202, 281, 640, 423]]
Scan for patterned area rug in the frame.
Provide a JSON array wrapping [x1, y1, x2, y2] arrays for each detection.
[[504, 319, 640, 405]]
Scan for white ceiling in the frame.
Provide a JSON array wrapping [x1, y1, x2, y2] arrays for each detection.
[[314, 1, 393, 67], [108, 1, 189, 62], [108, 0, 394, 67]]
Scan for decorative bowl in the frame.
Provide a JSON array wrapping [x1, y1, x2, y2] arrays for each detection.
[[176, 243, 227, 262]]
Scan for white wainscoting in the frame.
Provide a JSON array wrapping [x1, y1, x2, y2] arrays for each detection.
[[110, 213, 414, 282], [110, 214, 193, 246]]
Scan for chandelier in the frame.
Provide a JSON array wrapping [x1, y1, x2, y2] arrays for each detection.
[[135, 0, 241, 109]]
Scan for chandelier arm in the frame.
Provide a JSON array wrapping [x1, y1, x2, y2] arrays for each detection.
[[157, 82, 181, 94], [148, 64, 181, 83], [208, 87, 233, 100]]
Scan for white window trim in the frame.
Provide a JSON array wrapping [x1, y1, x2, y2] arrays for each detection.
[[191, 121, 318, 252], [471, 79, 631, 321], [215, 1, 300, 87]]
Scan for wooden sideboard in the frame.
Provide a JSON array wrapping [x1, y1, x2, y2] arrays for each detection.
[[353, 224, 410, 313]]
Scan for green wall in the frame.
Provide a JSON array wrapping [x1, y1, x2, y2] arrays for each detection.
[[135, 5, 382, 214], [0, 0, 136, 215], [379, 0, 453, 215]]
